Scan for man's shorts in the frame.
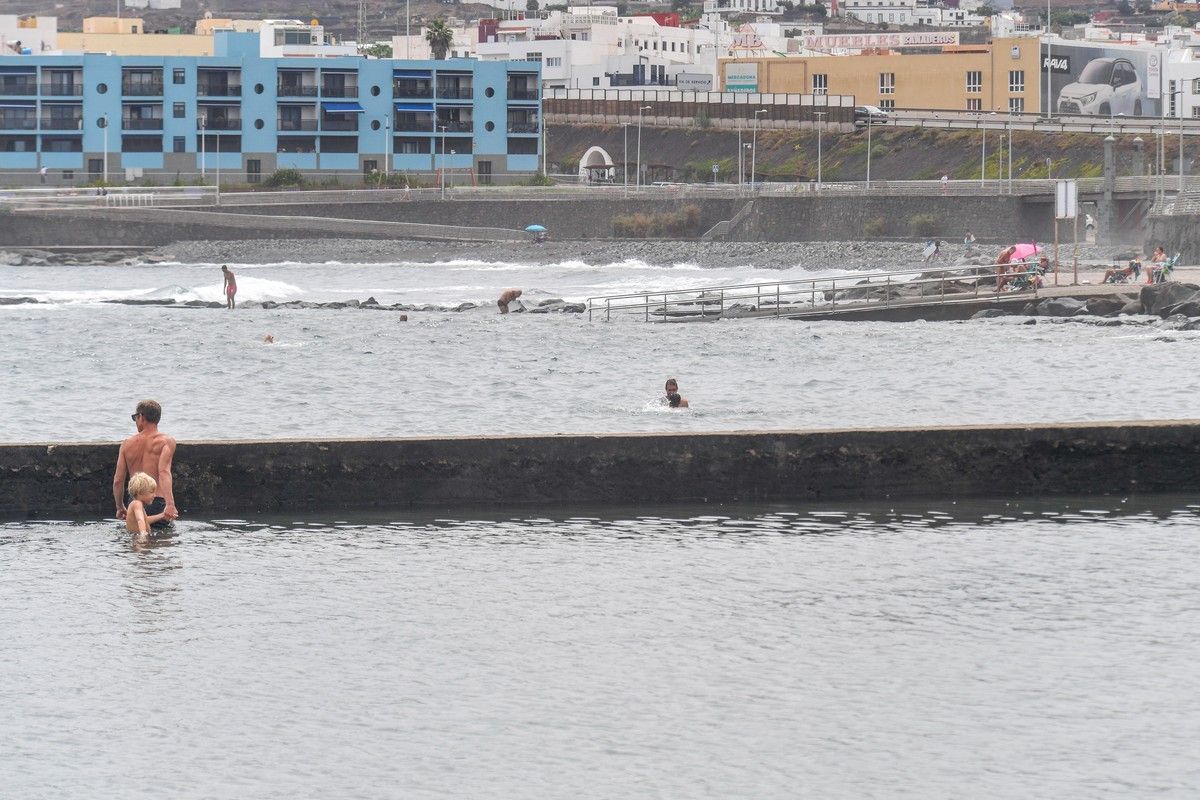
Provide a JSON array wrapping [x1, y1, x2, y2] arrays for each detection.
[[126, 495, 171, 528]]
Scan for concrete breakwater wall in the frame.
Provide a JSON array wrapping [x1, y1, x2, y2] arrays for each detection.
[[2, 422, 1197, 520]]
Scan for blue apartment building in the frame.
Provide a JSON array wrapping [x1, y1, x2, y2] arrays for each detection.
[[0, 31, 541, 185]]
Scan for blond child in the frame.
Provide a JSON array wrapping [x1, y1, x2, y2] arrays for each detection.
[[125, 472, 167, 540]]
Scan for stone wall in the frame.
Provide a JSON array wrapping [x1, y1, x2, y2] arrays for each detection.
[[4, 422, 1198, 520]]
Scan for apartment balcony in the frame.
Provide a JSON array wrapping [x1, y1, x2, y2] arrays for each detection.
[[40, 83, 84, 97], [321, 117, 359, 131], [508, 87, 538, 101], [40, 116, 84, 131], [198, 118, 242, 130], [277, 118, 319, 131], [0, 80, 38, 96], [321, 85, 359, 98], [198, 83, 242, 97], [507, 121, 539, 134], [123, 118, 164, 130], [437, 119, 473, 133], [393, 82, 432, 99], [437, 86, 473, 100], [0, 116, 37, 130], [278, 84, 319, 97], [122, 82, 164, 96]]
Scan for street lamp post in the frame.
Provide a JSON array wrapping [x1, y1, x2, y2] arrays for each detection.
[[636, 105, 650, 188], [737, 121, 742, 186], [214, 129, 221, 205], [866, 112, 873, 188], [199, 116, 206, 178], [814, 111, 826, 189], [384, 118, 391, 180], [981, 117, 986, 186], [439, 124, 447, 199], [1045, 1, 1052, 120], [751, 108, 767, 191], [622, 121, 630, 195], [1007, 119, 1013, 195], [101, 113, 109, 185]]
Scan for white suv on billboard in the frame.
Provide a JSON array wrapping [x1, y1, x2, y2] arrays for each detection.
[[1057, 57, 1143, 116]]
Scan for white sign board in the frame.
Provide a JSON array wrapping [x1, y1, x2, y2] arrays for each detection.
[[724, 63, 758, 93], [676, 73, 713, 92], [802, 32, 959, 51], [1055, 179, 1078, 220]]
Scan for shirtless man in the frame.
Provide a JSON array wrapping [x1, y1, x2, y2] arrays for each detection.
[[222, 265, 237, 310], [497, 288, 522, 314], [664, 378, 689, 409], [113, 399, 179, 524], [994, 245, 1017, 291]]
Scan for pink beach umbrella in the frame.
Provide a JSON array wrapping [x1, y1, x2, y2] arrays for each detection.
[[1010, 243, 1042, 261]]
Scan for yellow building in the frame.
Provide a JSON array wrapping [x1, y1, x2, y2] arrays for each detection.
[[720, 38, 1042, 114], [59, 18, 213, 55]]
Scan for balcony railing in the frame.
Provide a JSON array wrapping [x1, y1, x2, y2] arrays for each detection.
[[394, 116, 433, 132], [198, 84, 242, 97], [0, 81, 38, 96], [123, 118, 164, 130], [322, 86, 359, 98], [437, 86, 474, 100], [0, 116, 37, 130], [508, 88, 538, 100], [437, 120, 473, 133], [122, 82, 164, 96], [278, 85, 319, 97], [40, 83, 83, 96], [321, 118, 359, 131], [40, 117, 84, 130], [393, 84, 433, 98], [277, 119, 318, 131], [199, 118, 242, 130], [507, 122, 539, 134]]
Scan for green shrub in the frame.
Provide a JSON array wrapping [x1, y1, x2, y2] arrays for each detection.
[[613, 204, 703, 238], [909, 212, 939, 237], [863, 217, 888, 237], [261, 168, 306, 189], [521, 173, 555, 186]]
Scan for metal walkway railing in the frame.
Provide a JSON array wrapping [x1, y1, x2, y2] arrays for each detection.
[[586, 262, 1041, 322]]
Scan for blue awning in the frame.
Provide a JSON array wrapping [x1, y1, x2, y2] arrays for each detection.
[[0, 67, 36, 74], [394, 102, 433, 111], [393, 69, 431, 78], [321, 101, 363, 113], [0, 102, 35, 108]]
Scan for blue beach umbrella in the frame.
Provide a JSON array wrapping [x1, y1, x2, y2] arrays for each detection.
[[525, 224, 547, 233]]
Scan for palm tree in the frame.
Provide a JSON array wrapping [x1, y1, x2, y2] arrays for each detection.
[[424, 20, 454, 60]]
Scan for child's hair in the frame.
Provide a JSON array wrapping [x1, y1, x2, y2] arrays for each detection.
[[127, 472, 157, 498], [667, 392, 682, 408]]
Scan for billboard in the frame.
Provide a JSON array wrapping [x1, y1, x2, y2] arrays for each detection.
[[676, 73, 713, 91], [1041, 42, 1164, 118], [725, 63, 758, 92], [803, 32, 959, 50]]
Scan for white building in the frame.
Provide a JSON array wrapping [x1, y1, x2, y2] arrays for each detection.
[[123, 0, 183, 10], [258, 19, 357, 58], [0, 14, 57, 54], [844, 0, 986, 27], [702, 0, 793, 15]]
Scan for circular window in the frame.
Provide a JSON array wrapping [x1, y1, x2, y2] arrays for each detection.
[[97, 117, 108, 129], [254, 118, 264, 130], [371, 119, 381, 130], [97, 82, 108, 94], [371, 85, 381, 96], [485, 87, 495, 98], [254, 83, 264, 94], [485, 121, 495, 132]]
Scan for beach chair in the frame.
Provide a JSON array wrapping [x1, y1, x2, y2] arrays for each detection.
[[1150, 253, 1180, 284], [1007, 261, 1043, 292]]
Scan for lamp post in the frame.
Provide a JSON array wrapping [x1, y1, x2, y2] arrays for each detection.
[[636, 105, 650, 188], [439, 123, 447, 199], [981, 116, 986, 186], [622, 121, 629, 196], [384, 118, 391, 179], [814, 111, 827, 189], [406, 0, 411, 58], [214, 128, 221, 205], [737, 120, 742, 186], [866, 110, 873, 188], [1045, 1, 1052, 120], [100, 113, 108, 185], [751, 108, 767, 191], [199, 115, 206, 178]]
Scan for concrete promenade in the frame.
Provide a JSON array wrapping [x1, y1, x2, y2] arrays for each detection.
[[3, 421, 1198, 520]]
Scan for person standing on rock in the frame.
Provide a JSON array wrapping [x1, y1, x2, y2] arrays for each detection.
[[113, 399, 178, 526], [497, 288, 522, 314], [222, 265, 237, 310]]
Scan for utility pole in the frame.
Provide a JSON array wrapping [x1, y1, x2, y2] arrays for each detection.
[[357, 0, 365, 47], [751, 108, 767, 191], [814, 111, 826, 189]]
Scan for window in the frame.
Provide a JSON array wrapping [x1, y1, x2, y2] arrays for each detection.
[[1008, 70, 1024, 93], [546, 57, 562, 67], [173, 68, 185, 85], [247, 159, 262, 183], [1008, 97, 1024, 113], [966, 98, 982, 111], [1193, 106, 1200, 119], [966, 70, 982, 93], [1169, 79, 1178, 117], [592, 76, 600, 86], [879, 72, 895, 95], [395, 136, 430, 154], [173, 102, 185, 118], [62, 170, 73, 180], [508, 136, 538, 154], [812, 73, 828, 95], [879, 99, 895, 111], [173, 135, 185, 152], [527, 51, 542, 61], [1193, 78, 1200, 94]]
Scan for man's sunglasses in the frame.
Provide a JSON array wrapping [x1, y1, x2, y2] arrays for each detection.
[[131, 413, 140, 422]]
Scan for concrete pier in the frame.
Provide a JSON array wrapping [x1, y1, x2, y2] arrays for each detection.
[[2, 421, 1198, 520]]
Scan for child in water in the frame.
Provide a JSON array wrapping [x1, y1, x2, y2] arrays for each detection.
[[125, 472, 168, 541]]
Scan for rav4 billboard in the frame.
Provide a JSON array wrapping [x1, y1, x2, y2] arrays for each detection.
[[1041, 42, 1164, 118]]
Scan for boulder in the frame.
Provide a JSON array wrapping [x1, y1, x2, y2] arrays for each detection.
[[1021, 302, 1038, 316], [1036, 297, 1087, 317], [1084, 297, 1124, 317], [1119, 301, 1143, 315], [971, 308, 1009, 319], [1159, 314, 1191, 330], [1021, 318, 1037, 325], [362, 296, 379, 306], [1164, 299, 1200, 317], [1140, 282, 1200, 317]]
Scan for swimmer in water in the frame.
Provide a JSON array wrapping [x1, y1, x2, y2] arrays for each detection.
[[497, 288, 522, 314], [222, 265, 237, 310], [263, 334, 274, 343], [124, 471, 168, 542], [664, 378, 689, 409]]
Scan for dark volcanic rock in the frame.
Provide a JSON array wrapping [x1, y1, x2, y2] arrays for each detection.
[[971, 308, 1009, 319], [1140, 282, 1200, 317], [1037, 297, 1087, 317], [1084, 297, 1124, 317]]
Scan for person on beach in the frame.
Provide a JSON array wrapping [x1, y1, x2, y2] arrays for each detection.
[[114, 400, 178, 525], [497, 288, 522, 314], [963, 231, 976, 251], [125, 472, 168, 541], [1147, 246, 1168, 284], [664, 378, 689, 409], [222, 265, 237, 310], [994, 245, 1017, 291]]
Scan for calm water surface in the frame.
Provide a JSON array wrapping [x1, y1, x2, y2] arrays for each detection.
[[3, 497, 1199, 798], [0, 258, 1197, 442]]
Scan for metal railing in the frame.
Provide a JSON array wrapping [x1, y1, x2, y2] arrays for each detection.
[[40, 83, 83, 96], [586, 262, 1041, 322], [0, 185, 218, 209]]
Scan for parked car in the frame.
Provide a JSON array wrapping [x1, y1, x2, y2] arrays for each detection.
[[853, 105, 890, 129], [1057, 57, 1143, 116]]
